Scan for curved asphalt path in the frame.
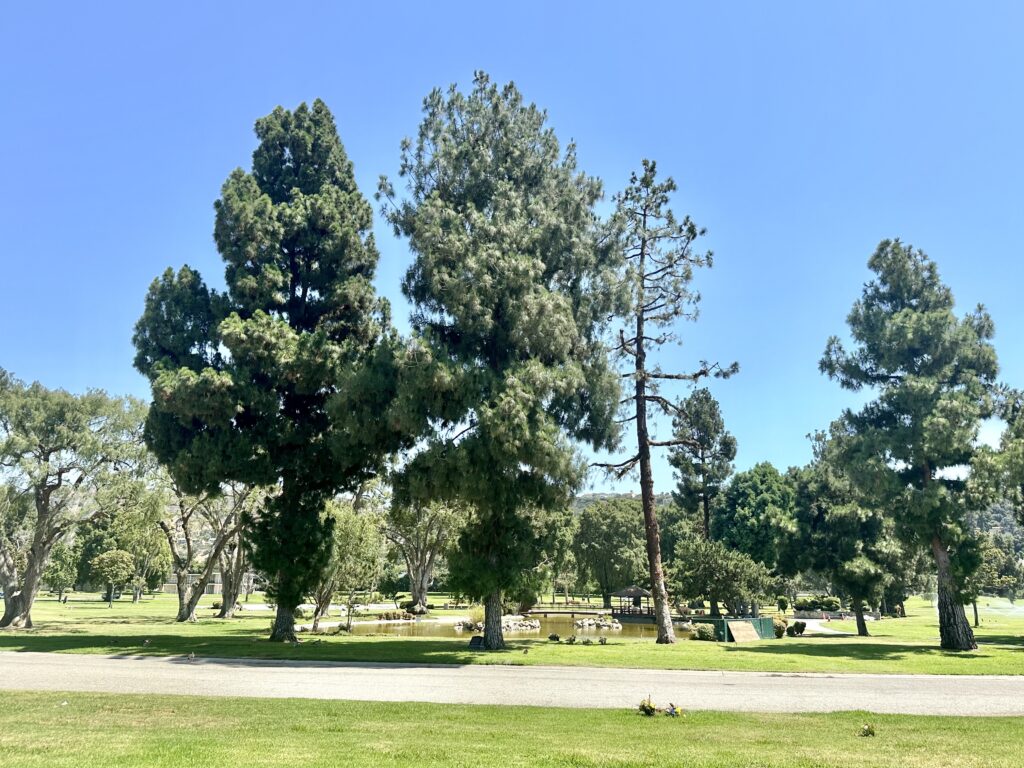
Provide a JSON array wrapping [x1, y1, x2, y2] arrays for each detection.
[[1, 651, 1021, 715]]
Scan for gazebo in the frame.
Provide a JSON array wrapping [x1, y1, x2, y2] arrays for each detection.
[[610, 585, 652, 616]]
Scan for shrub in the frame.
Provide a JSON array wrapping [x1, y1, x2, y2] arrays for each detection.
[[693, 623, 717, 642], [548, 633, 560, 642], [293, 607, 312, 620], [377, 611, 415, 621], [785, 625, 797, 637], [772, 617, 787, 638], [794, 597, 818, 611], [211, 601, 222, 610], [776, 596, 789, 612], [820, 596, 841, 612], [793, 620, 806, 636]]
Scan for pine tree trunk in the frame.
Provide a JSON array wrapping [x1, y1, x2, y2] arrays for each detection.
[[854, 601, 870, 637], [931, 536, 976, 651], [483, 589, 505, 650], [270, 600, 297, 643], [633, 236, 676, 645]]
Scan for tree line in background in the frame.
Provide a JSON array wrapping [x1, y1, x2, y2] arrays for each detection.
[[3, 73, 1024, 653]]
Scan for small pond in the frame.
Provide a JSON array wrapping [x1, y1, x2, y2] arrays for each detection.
[[346, 615, 693, 640]]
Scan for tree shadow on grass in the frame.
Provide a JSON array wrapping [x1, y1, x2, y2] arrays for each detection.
[[724, 637, 1019, 663]]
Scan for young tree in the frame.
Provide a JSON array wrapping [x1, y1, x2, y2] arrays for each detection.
[[90, 550, 135, 608], [134, 101, 407, 642], [0, 369, 145, 628], [599, 161, 737, 643], [787, 430, 903, 636], [384, 500, 466, 614], [669, 388, 736, 539], [380, 73, 620, 649], [573, 499, 648, 608], [42, 541, 76, 601], [821, 239, 998, 650], [310, 499, 385, 632]]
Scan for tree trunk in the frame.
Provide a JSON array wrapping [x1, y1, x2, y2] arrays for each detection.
[[217, 537, 245, 619], [483, 589, 505, 650], [633, 251, 675, 645], [710, 599, 721, 617], [408, 561, 431, 615], [107, 582, 114, 609], [602, 591, 612, 609], [0, 528, 55, 629], [854, 600, 870, 637], [270, 600, 297, 643], [931, 536, 976, 651], [174, 569, 203, 623], [972, 600, 979, 628]]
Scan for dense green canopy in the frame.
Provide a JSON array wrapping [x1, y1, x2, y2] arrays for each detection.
[[134, 101, 406, 641]]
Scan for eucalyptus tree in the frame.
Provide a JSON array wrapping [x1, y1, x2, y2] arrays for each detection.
[[134, 101, 407, 641], [384, 500, 466, 614], [598, 161, 737, 643], [159, 480, 257, 622], [0, 369, 145, 628], [669, 388, 736, 539], [380, 73, 621, 649], [821, 239, 998, 650]]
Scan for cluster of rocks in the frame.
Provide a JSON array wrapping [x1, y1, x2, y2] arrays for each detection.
[[502, 618, 541, 631], [574, 617, 622, 630], [453, 617, 541, 632]]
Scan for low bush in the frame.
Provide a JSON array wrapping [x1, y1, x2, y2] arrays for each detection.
[[793, 620, 806, 636], [772, 617, 788, 638], [293, 607, 312, 620], [785, 625, 796, 637], [377, 611, 415, 622], [820, 596, 841, 612], [692, 623, 717, 642]]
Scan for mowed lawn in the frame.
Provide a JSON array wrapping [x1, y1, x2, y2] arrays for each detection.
[[1, 691, 1022, 768], [1, 593, 1023, 675]]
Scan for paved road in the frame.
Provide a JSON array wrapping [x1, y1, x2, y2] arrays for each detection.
[[1, 651, 1021, 715]]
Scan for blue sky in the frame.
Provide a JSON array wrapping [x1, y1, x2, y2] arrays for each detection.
[[2, 3, 1021, 493]]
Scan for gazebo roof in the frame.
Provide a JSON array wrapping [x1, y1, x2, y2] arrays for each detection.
[[611, 585, 651, 598]]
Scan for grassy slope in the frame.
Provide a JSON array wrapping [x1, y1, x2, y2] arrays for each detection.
[[2, 593, 1022, 675], [1, 691, 1021, 768]]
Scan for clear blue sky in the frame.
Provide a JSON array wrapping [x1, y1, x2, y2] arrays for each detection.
[[2, 3, 1021, 493]]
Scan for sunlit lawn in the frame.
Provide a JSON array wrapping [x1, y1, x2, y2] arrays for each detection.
[[1, 691, 1022, 768], [2, 593, 1023, 675]]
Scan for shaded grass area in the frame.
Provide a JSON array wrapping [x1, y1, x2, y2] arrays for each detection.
[[2, 593, 1023, 675], [1, 691, 1022, 768]]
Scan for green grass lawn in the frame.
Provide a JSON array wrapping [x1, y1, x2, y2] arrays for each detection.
[[0, 691, 1020, 768], [2, 593, 1022, 675]]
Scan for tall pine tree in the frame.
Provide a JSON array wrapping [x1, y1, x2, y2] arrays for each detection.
[[821, 239, 997, 650], [134, 101, 406, 641], [380, 73, 620, 650]]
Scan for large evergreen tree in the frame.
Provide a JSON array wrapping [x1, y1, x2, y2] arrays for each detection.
[[787, 429, 903, 636], [134, 101, 406, 641], [821, 239, 997, 650], [380, 73, 620, 650], [598, 161, 736, 643], [572, 499, 648, 608]]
